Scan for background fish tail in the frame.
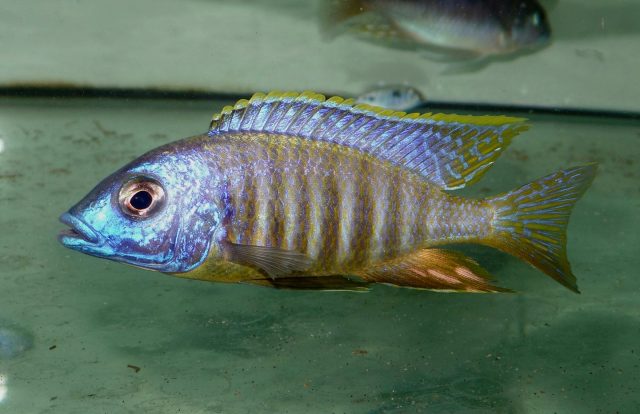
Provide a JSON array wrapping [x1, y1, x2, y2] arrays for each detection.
[[321, 0, 368, 37], [486, 164, 597, 292]]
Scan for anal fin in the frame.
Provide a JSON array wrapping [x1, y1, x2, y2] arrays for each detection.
[[356, 248, 510, 293]]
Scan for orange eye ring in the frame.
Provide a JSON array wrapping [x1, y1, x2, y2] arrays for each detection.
[[118, 178, 165, 218]]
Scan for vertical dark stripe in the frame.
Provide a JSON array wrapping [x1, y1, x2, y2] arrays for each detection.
[[387, 168, 402, 258], [416, 182, 431, 243], [321, 154, 340, 268], [281, 143, 295, 250], [350, 155, 373, 268], [241, 152, 256, 245], [270, 142, 284, 248], [296, 141, 310, 254]]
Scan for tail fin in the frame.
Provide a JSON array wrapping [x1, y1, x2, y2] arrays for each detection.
[[487, 164, 597, 292], [320, 0, 367, 38]]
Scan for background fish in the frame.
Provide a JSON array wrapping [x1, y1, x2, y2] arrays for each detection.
[[59, 91, 595, 293], [323, 0, 552, 60], [355, 83, 426, 111]]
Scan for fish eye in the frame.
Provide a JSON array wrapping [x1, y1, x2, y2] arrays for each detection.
[[118, 178, 165, 218], [130, 190, 153, 210], [531, 13, 540, 26]]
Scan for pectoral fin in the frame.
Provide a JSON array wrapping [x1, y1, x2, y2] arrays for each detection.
[[223, 242, 313, 279], [356, 248, 510, 293]]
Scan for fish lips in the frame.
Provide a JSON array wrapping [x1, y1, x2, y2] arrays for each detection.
[[58, 211, 179, 270], [58, 212, 110, 256]]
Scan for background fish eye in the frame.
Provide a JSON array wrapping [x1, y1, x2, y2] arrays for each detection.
[[118, 177, 165, 218], [531, 13, 541, 26]]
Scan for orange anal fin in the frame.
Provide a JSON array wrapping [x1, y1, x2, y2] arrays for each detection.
[[356, 248, 510, 293], [243, 276, 370, 292]]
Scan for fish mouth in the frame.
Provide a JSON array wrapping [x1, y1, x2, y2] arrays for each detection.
[[57, 212, 173, 268], [58, 212, 103, 250]]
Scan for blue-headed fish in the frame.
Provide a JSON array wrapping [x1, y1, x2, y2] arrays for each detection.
[[323, 0, 552, 60], [59, 91, 595, 292]]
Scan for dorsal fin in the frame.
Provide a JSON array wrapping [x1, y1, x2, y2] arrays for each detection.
[[208, 91, 529, 190]]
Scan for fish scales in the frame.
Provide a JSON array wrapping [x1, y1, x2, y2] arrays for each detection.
[[59, 91, 595, 293], [211, 132, 491, 273]]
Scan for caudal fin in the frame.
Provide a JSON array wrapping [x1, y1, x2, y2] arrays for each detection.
[[487, 164, 597, 292], [320, 0, 367, 38]]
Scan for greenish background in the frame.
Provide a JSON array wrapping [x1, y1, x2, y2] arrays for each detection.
[[1, 0, 639, 413], [1, 99, 638, 413], [1, 0, 639, 111]]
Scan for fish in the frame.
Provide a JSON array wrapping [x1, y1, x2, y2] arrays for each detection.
[[356, 84, 426, 111], [323, 0, 552, 60], [59, 91, 596, 293]]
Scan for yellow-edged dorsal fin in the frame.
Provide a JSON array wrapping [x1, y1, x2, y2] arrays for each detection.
[[208, 91, 529, 190]]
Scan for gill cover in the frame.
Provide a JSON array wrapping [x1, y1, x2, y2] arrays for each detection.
[[59, 139, 223, 273]]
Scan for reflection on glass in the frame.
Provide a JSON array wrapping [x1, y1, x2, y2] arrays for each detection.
[[0, 324, 33, 360], [0, 373, 7, 403], [0, 137, 4, 154]]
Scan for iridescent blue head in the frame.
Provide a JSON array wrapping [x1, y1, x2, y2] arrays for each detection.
[[58, 137, 223, 273]]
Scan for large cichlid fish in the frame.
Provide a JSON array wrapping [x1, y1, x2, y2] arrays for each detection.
[[323, 0, 552, 60], [59, 91, 596, 293]]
